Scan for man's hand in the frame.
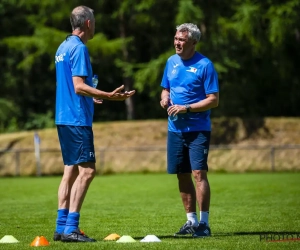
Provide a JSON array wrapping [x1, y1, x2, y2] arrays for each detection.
[[167, 104, 187, 116], [93, 98, 103, 104], [108, 85, 136, 101], [160, 98, 169, 109]]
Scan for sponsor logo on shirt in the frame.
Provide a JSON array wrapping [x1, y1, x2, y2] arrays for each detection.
[[55, 53, 66, 63], [186, 67, 197, 73]]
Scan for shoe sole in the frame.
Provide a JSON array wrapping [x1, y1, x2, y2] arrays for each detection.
[[61, 239, 96, 242], [192, 234, 211, 238]]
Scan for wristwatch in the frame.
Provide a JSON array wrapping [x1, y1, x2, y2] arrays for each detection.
[[185, 104, 191, 113]]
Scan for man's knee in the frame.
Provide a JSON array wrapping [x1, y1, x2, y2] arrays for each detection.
[[79, 163, 96, 181], [177, 173, 192, 181], [192, 170, 208, 182]]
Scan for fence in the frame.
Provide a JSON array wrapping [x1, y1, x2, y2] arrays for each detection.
[[0, 145, 299, 176]]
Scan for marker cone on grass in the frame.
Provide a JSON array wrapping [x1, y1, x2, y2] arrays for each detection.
[[30, 236, 50, 246], [104, 233, 121, 241], [116, 235, 136, 243], [0, 235, 19, 243], [140, 235, 161, 242]]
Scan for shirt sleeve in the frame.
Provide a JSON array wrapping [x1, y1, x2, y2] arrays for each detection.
[[203, 62, 219, 94], [70, 44, 89, 77], [160, 61, 170, 89]]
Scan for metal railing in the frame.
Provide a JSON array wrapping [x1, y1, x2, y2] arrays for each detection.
[[0, 145, 299, 176]]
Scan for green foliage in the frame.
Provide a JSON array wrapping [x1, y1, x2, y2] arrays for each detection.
[[3, 27, 67, 71], [175, 0, 204, 25], [134, 50, 173, 97], [266, 1, 300, 46], [0, 99, 20, 132], [0, 0, 299, 131], [23, 111, 54, 130]]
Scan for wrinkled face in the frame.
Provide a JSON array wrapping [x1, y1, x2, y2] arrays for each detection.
[[174, 31, 195, 60], [85, 18, 95, 40]]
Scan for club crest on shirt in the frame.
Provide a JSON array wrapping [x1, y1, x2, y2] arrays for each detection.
[[186, 67, 197, 73], [172, 63, 179, 74]]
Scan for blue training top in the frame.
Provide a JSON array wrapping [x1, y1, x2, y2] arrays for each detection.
[[161, 52, 219, 132], [55, 35, 94, 127]]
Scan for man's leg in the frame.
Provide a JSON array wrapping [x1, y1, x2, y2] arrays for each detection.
[[64, 162, 96, 234], [56, 125, 96, 242], [188, 131, 211, 237], [192, 169, 211, 237], [168, 131, 199, 235], [58, 165, 79, 209], [177, 173, 197, 214], [174, 173, 199, 235], [192, 170, 210, 224], [54, 165, 78, 239]]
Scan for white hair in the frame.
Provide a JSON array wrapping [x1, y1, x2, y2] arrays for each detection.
[[70, 6, 94, 31], [176, 23, 201, 42]]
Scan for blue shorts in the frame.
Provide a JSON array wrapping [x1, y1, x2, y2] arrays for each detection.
[[167, 131, 210, 174], [57, 125, 95, 165]]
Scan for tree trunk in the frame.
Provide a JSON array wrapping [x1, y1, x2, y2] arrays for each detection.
[[119, 12, 135, 120]]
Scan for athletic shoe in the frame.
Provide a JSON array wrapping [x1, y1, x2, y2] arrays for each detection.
[[174, 220, 197, 236], [192, 222, 211, 238], [61, 228, 96, 242], [53, 231, 62, 241]]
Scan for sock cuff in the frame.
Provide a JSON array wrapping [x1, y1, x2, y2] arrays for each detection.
[[58, 209, 69, 215], [67, 212, 80, 220]]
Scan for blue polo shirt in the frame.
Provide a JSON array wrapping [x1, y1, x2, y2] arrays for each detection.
[[161, 52, 219, 132], [55, 35, 94, 127]]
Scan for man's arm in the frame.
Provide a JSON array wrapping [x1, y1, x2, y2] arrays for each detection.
[[188, 92, 219, 112], [160, 88, 170, 109], [167, 92, 219, 117], [73, 76, 135, 101]]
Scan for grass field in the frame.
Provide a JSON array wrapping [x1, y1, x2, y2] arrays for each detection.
[[0, 173, 299, 249]]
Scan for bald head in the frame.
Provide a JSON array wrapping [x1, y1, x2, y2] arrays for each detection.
[[70, 6, 94, 31]]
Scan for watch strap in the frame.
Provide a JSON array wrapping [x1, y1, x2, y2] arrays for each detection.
[[185, 104, 191, 113]]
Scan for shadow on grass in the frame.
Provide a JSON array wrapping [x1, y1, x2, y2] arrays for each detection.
[[134, 231, 300, 240], [213, 231, 300, 237]]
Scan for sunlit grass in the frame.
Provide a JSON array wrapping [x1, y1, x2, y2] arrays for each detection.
[[0, 173, 299, 249]]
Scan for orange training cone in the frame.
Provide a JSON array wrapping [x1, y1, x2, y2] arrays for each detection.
[[104, 233, 121, 241], [30, 236, 50, 246]]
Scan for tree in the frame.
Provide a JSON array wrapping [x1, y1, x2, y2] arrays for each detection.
[[0, 0, 299, 132]]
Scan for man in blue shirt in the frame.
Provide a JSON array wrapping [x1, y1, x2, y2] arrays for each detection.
[[160, 23, 219, 238], [54, 5, 135, 242]]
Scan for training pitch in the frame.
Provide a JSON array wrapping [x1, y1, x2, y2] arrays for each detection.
[[0, 173, 299, 250]]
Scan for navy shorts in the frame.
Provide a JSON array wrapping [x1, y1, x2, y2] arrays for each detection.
[[57, 125, 96, 165], [167, 131, 211, 174]]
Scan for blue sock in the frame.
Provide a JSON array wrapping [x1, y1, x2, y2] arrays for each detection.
[[55, 209, 69, 234], [64, 212, 80, 234]]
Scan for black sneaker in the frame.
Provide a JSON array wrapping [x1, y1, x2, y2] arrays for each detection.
[[61, 229, 96, 242], [192, 222, 211, 238], [174, 220, 198, 236], [53, 231, 62, 241]]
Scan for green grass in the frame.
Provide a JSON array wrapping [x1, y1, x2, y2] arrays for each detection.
[[0, 173, 299, 249]]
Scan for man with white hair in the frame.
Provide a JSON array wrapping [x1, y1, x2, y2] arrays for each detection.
[[160, 23, 219, 238]]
